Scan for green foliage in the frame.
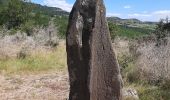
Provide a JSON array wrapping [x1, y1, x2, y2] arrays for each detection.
[[136, 85, 170, 100], [118, 53, 140, 84], [108, 22, 119, 41], [20, 14, 50, 35], [160, 79, 170, 90], [52, 16, 153, 39], [0, 0, 53, 35], [31, 3, 69, 17], [0, 0, 8, 25], [33, 12, 50, 27], [117, 25, 152, 39], [154, 18, 170, 46], [0, 0, 32, 29], [20, 20, 34, 35], [54, 16, 68, 38]]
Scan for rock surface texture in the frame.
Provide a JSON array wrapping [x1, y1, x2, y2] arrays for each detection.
[[66, 0, 123, 100]]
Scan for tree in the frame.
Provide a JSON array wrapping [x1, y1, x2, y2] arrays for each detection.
[[0, 0, 32, 29], [108, 22, 119, 41], [155, 18, 170, 46]]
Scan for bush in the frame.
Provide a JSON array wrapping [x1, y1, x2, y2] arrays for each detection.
[[20, 20, 34, 36], [160, 79, 170, 90], [117, 53, 140, 84], [108, 22, 119, 41], [135, 36, 170, 85], [0, 0, 51, 34], [0, 0, 32, 29], [54, 16, 68, 38], [33, 12, 50, 27], [154, 18, 170, 46]]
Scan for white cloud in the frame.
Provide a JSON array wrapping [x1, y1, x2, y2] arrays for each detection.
[[127, 10, 170, 21], [128, 13, 151, 17], [127, 13, 153, 21], [153, 10, 170, 19], [124, 5, 131, 9], [43, 0, 73, 12], [42, 0, 170, 22], [107, 13, 121, 17]]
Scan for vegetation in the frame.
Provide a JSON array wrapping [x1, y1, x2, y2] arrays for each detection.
[[107, 17, 157, 30], [117, 19, 170, 99], [54, 16, 68, 38], [118, 42, 170, 100], [52, 17, 154, 39], [31, 3, 69, 16], [108, 22, 119, 41], [0, 0, 31, 29], [154, 18, 170, 46], [0, 0, 69, 37], [0, 42, 66, 74], [1, 0, 170, 99], [0, 0, 154, 39], [117, 25, 153, 39]]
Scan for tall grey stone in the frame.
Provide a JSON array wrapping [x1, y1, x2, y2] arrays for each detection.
[[66, 0, 123, 100]]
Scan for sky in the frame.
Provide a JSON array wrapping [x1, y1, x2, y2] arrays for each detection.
[[32, 0, 170, 22]]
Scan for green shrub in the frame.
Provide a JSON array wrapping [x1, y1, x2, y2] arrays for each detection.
[[160, 79, 170, 90], [126, 66, 140, 83], [136, 85, 170, 100], [0, 0, 32, 29], [154, 18, 170, 46], [117, 53, 141, 84], [54, 16, 68, 38], [20, 20, 34, 35], [117, 25, 152, 39], [33, 12, 50, 27], [108, 22, 119, 41], [9, 28, 18, 35]]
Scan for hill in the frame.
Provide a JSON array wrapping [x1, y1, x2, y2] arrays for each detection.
[[0, 1, 155, 39], [107, 17, 157, 30], [30, 3, 69, 16]]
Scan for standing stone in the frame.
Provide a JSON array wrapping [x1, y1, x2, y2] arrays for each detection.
[[66, 0, 123, 100]]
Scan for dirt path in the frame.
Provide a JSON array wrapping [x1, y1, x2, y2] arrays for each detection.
[[0, 72, 69, 100]]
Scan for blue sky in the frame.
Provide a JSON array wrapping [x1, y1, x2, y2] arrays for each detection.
[[32, 0, 170, 22]]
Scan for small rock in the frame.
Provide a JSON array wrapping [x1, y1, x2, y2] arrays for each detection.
[[123, 88, 139, 100]]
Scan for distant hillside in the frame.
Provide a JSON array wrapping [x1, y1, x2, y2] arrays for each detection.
[[26, 4, 155, 38], [0, 1, 156, 39], [30, 3, 69, 16], [107, 17, 141, 24], [30, 3, 157, 30], [107, 17, 157, 30], [0, 0, 69, 16]]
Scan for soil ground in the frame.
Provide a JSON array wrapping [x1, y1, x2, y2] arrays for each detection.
[[0, 71, 69, 100]]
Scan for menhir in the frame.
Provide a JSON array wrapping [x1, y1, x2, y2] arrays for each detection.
[[66, 0, 123, 100]]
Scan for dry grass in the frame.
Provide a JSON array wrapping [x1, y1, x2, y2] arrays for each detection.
[[0, 41, 67, 74], [0, 71, 69, 100], [136, 37, 170, 84], [0, 25, 65, 74], [114, 37, 170, 100]]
